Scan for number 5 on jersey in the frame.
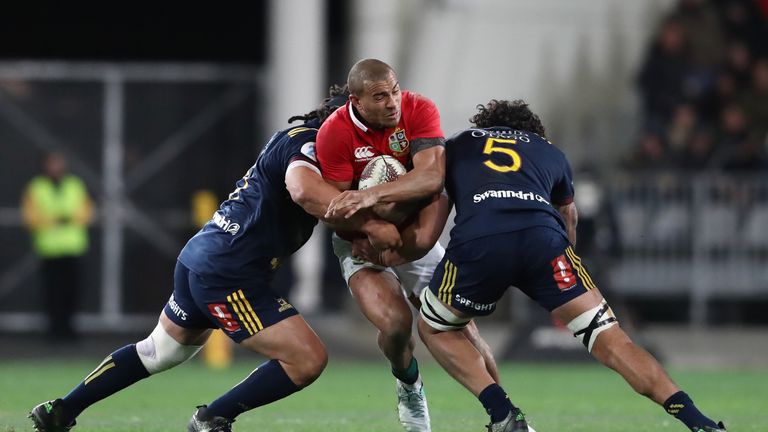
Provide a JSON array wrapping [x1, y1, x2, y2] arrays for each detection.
[[483, 137, 521, 173]]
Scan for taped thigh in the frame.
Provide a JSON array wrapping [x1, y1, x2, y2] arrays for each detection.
[[419, 288, 471, 332], [136, 323, 203, 374], [566, 300, 618, 352]]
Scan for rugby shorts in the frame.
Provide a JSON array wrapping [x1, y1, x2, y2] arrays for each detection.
[[331, 233, 445, 296], [164, 261, 299, 343], [428, 226, 594, 316]]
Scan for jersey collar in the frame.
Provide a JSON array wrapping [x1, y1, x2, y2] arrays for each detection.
[[348, 103, 369, 133]]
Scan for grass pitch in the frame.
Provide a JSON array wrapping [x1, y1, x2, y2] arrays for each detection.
[[0, 359, 765, 431]]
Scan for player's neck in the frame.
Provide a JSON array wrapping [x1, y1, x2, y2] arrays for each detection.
[[350, 105, 386, 132]]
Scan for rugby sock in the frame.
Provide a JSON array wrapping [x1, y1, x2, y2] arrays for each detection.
[[62, 344, 150, 419], [663, 391, 719, 430], [392, 357, 420, 385], [478, 383, 514, 423], [206, 359, 300, 420]]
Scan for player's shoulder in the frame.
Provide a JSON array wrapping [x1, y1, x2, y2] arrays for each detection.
[[283, 124, 319, 141], [402, 90, 438, 112], [316, 106, 354, 147], [318, 103, 351, 132]]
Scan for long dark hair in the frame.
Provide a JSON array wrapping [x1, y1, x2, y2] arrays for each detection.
[[288, 84, 350, 124], [470, 99, 546, 137]]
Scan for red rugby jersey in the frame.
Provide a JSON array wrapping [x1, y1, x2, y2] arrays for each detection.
[[316, 91, 443, 184]]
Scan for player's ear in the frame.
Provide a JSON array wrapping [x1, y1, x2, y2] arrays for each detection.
[[349, 94, 361, 109]]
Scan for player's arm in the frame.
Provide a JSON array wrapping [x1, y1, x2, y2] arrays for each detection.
[[326, 143, 445, 219], [556, 202, 578, 247], [285, 165, 401, 250], [352, 192, 450, 267]]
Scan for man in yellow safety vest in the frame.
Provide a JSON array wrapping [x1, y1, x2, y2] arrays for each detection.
[[22, 152, 93, 341]]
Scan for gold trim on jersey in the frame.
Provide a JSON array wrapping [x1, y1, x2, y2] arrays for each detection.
[[565, 246, 597, 290], [438, 260, 457, 304], [84, 355, 116, 385], [227, 289, 264, 335], [287, 127, 317, 137]]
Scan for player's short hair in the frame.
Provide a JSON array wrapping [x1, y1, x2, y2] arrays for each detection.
[[470, 99, 546, 138], [288, 84, 349, 124], [347, 58, 396, 96]]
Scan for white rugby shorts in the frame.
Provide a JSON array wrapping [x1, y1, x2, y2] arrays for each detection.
[[331, 233, 445, 296]]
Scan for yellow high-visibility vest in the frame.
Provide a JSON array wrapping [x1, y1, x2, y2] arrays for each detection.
[[22, 175, 92, 258]]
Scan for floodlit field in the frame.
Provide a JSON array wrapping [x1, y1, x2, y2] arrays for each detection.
[[1, 360, 765, 431]]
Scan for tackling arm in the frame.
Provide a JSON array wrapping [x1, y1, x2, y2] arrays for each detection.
[[326, 145, 446, 219], [556, 202, 578, 247], [352, 193, 451, 267], [285, 166, 401, 250]]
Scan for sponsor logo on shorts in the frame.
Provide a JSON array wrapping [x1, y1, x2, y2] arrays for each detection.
[[168, 294, 188, 321], [453, 294, 495, 312], [277, 298, 294, 313], [212, 211, 240, 235], [473, 189, 550, 205], [354, 146, 375, 160], [551, 254, 576, 291], [208, 303, 241, 332]]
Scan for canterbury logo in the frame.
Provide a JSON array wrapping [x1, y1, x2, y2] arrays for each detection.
[[354, 146, 375, 159]]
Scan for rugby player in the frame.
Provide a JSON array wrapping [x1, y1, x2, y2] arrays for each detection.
[[28, 86, 401, 432], [316, 58, 499, 432], [362, 99, 726, 432]]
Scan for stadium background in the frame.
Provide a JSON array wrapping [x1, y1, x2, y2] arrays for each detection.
[[0, 1, 767, 430]]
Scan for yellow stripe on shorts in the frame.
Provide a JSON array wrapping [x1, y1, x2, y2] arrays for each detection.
[[227, 292, 256, 335], [565, 246, 597, 290], [439, 261, 457, 304], [235, 289, 264, 331]]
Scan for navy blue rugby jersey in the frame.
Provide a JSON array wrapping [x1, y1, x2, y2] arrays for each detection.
[[445, 127, 574, 246], [178, 122, 321, 282]]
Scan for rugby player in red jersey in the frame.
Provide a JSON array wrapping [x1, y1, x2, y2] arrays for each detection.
[[315, 58, 499, 432]]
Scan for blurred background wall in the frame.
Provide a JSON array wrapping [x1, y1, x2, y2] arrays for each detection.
[[0, 1, 766, 360]]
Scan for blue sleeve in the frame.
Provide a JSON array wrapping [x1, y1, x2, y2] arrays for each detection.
[[551, 154, 574, 205]]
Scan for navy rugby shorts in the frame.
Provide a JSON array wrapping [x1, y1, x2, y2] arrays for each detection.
[[164, 261, 299, 343], [428, 226, 595, 316]]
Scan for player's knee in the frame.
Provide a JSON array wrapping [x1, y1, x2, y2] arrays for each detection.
[[135, 323, 203, 374], [377, 309, 413, 341], [419, 288, 471, 332], [290, 343, 328, 388], [566, 300, 619, 353]]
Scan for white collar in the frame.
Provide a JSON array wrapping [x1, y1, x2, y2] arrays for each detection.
[[348, 103, 368, 133]]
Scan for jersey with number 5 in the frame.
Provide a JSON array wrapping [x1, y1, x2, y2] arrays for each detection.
[[178, 123, 321, 283], [445, 127, 574, 247]]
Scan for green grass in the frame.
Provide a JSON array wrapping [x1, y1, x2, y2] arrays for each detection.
[[0, 359, 765, 431]]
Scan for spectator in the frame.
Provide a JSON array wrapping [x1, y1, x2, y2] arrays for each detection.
[[723, 39, 753, 88], [637, 17, 693, 129], [667, 103, 699, 153], [675, 0, 725, 68], [718, 0, 768, 57], [721, 138, 768, 172], [738, 57, 768, 144], [677, 127, 717, 171], [624, 131, 672, 171], [21, 152, 93, 341]]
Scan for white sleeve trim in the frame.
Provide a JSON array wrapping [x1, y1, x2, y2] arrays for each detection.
[[286, 160, 321, 175]]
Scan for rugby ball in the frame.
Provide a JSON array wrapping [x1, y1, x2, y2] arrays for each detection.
[[358, 155, 407, 190]]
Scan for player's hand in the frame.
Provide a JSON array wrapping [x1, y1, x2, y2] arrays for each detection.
[[325, 189, 379, 219], [362, 219, 402, 251]]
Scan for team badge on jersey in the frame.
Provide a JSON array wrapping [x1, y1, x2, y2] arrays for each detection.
[[388, 128, 410, 156]]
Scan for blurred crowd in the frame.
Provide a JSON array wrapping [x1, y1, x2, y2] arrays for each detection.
[[627, 0, 768, 172]]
